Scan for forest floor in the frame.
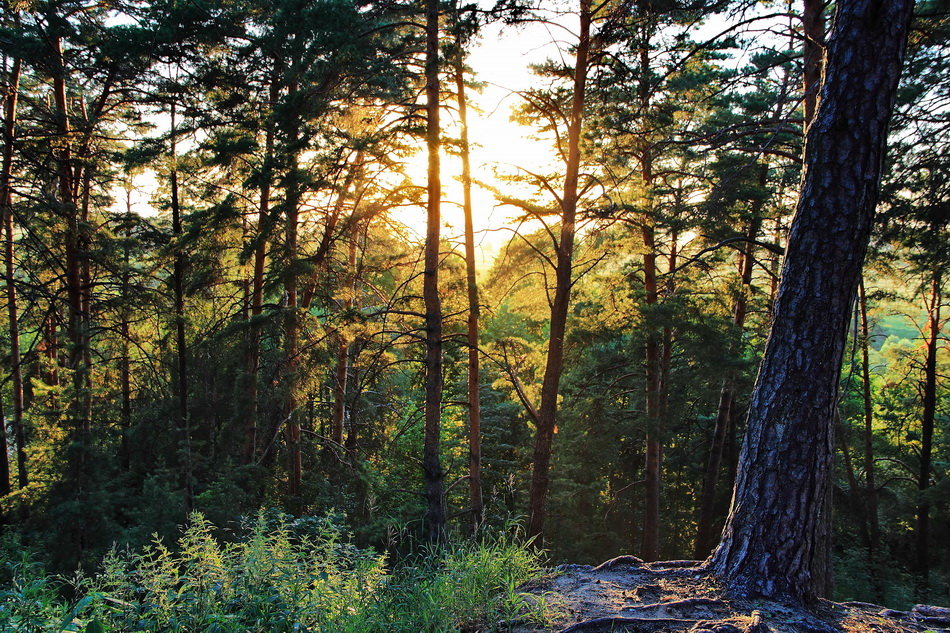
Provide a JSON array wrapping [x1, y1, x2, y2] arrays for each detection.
[[505, 556, 950, 633]]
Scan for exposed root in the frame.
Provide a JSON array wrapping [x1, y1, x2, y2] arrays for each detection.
[[592, 555, 645, 572], [555, 616, 700, 633], [622, 598, 726, 613], [646, 560, 703, 570], [508, 560, 940, 633]]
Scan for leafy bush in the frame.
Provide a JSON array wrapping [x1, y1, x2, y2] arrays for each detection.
[[0, 512, 547, 633]]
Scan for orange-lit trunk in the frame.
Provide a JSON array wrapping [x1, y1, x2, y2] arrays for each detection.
[[526, 0, 591, 544]]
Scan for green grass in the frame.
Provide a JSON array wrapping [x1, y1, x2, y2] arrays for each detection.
[[0, 512, 548, 633]]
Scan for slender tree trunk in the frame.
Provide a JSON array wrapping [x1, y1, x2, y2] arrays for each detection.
[[526, 0, 591, 543], [52, 37, 88, 445], [422, 0, 446, 542], [283, 102, 303, 509], [76, 101, 93, 431], [118, 200, 134, 472], [331, 217, 359, 447], [43, 312, 59, 389], [709, 0, 913, 603], [0, 392, 7, 500], [455, 62, 483, 530], [641, 219, 661, 561], [915, 270, 941, 599], [638, 20, 662, 561], [858, 278, 884, 600], [244, 75, 279, 465], [169, 105, 193, 510], [1, 56, 26, 488]]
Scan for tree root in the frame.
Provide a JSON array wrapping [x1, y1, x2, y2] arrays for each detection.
[[555, 616, 700, 633], [646, 560, 703, 570], [621, 597, 726, 613], [592, 555, 645, 572]]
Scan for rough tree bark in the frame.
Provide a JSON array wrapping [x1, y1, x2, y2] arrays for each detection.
[[422, 0, 446, 542], [802, 0, 825, 126], [709, 0, 914, 603], [526, 0, 591, 543]]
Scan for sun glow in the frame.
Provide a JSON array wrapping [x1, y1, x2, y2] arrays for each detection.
[[392, 20, 570, 270]]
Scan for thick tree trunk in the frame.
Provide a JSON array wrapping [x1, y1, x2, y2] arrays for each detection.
[[422, 0, 446, 542], [800, 4, 836, 598], [709, 0, 914, 603], [1, 56, 26, 488], [915, 271, 941, 599], [455, 63, 483, 530], [526, 0, 590, 543]]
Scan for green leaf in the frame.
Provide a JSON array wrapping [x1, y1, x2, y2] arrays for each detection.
[[85, 620, 107, 633]]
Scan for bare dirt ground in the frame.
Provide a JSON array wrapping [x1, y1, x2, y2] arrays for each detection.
[[506, 556, 950, 633]]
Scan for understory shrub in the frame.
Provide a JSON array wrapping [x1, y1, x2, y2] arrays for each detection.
[[0, 512, 547, 632]]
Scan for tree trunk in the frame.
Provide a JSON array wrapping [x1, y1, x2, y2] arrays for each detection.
[[244, 73, 278, 465], [0, 392, 8, 499], [915, 270, 941, 599], [283, 98, 303, 509], [331, 216, 360, 447], [455, 62, 483, 531], [800, 3, 836, 597], [802, 0, 825, 126], [169, 104, 193, 510], [52, 37, 88, 445], [641, 214, 661, 562], [858, 278, 884, 600], [120, 263, 132, 471], [709, 0, 914, 603], [526, 0, 591, 544], [422, 0, 446, 542], [638, 20, 661, 562], [1, 56, 26, 488]]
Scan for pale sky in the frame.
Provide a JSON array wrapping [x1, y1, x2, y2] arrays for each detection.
[[396, 18, 568, 269]]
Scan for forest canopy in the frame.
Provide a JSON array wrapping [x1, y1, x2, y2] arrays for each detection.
[[0, 0, 946, 613]]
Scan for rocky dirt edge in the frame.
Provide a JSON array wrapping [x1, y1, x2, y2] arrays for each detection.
[[501, 556, 950, 633]]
